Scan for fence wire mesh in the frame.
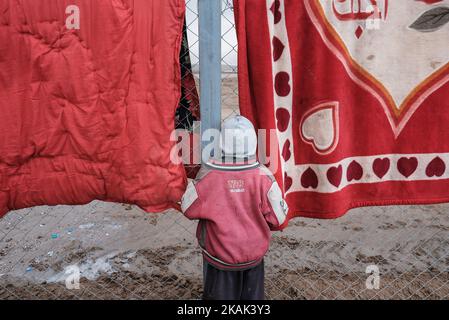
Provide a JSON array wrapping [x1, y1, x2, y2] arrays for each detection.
[[1, 0, 449, 300]]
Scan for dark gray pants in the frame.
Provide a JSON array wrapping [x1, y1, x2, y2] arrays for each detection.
[[202, 260, 265, 300]]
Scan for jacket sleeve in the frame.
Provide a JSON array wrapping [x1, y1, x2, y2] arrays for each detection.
[[181, 180, 202, 220], [262, 178, 289, 230], [181, 166, 210, 220]]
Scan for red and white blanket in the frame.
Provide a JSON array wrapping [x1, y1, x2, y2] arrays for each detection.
[[234, 0, 449, 223]]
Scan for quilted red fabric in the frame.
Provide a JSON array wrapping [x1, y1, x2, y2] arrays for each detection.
[[0, 0, 187, 216], [235, 0, 449, 224]]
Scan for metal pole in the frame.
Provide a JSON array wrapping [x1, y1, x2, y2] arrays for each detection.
[[199, 0, 222, 161]]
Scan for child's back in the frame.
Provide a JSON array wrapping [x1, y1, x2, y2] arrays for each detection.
[[181, 116, 288, 300], [182, 159, 287, 270]]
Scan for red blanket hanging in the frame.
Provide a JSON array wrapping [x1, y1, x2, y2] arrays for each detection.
[[234, 0, 449, 224], [0, 0, 188, 216]]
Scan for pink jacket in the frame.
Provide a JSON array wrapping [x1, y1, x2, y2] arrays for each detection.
[[181, 159, 288, 270]]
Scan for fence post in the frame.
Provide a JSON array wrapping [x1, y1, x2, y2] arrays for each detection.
[[199, 0, 222, 161]]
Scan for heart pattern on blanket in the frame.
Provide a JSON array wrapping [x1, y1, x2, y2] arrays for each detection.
[[426, 157, 446, 177], [282, 139, 292, 161], [270, 0, 282, 24], [309, 0, 449, 136], [276, 107, 291, 132], [300, 102, 339, 154], [373, 158, 391, 179], [327, 165, 343, 187], [397, 157, 419, 178], [347, 160, 363, 182], [284, 172, 293, 192], [275, 72, 291, 97], [272, 36, 285, 62], [301, 167, 319, 189]]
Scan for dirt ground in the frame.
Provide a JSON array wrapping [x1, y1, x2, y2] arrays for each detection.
[[1, 200, 448, 300], [1, 78, 449, 300]]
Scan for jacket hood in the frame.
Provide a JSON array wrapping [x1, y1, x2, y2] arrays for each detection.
[[220, 116, 257, 158]]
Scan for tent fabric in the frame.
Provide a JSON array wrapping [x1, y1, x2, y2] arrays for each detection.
[[0, 0, 188, 217], [234, 0, 449, 224]]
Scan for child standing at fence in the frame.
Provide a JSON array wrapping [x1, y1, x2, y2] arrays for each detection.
[[181, 115, 288, 300]]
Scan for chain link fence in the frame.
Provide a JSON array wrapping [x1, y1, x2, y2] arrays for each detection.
[[1, 0, 449, 300]]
